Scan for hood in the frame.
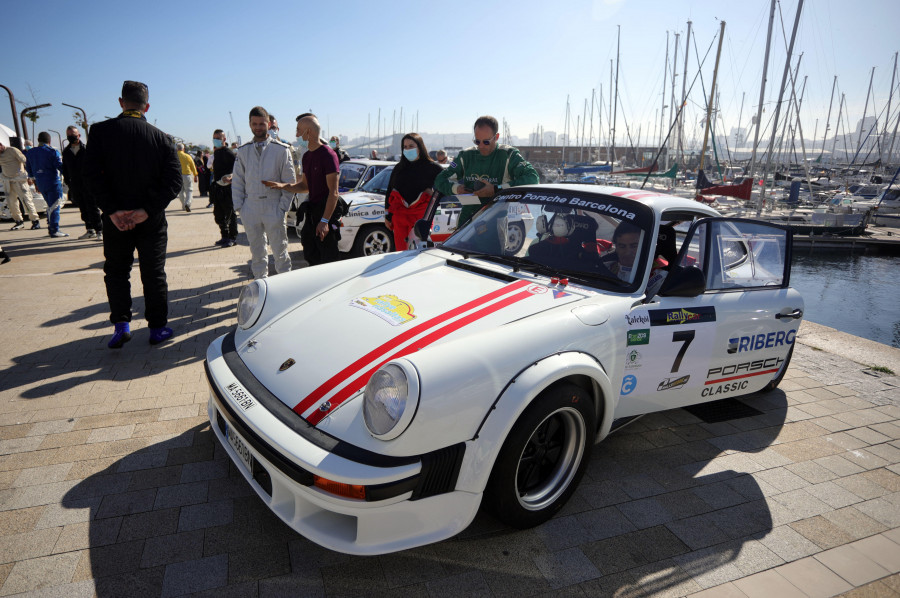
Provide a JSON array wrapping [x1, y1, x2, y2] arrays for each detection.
[[239, 254, 587, 424]]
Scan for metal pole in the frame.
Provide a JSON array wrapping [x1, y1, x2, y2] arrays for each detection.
[[678, 20, 692, 168], [20, 103, 52, 145], [0, 84, 22, 148], [820, 76, 837, 164], [880, 52, 898, 165], [61, 102, 88, 132], [747, 0, 776, 180], [611, 25, 621, 167], [48, 129, 63, 152], [857, 67, 875, 154], [757, 0, 803, 216], [699, 21, 726, 173]]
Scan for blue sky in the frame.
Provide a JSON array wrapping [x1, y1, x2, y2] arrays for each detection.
[[4, 0, 899, 152]]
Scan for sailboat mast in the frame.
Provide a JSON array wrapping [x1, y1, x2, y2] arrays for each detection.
[[669, 32, 680, 170], [880, 52, 898, 165], [589, 88, 595, 162], [564, 94, 570, 165], [660, 31, 669, 152], [736, 92, 745, 162], [747, 0, 776, 181], [821, 76, 837, 163], [678, 20, 692, 168], [757, 0, 804, 216], [611, 25, 621, 167], [857, 67, 875, 155], [699, 21, 726, 174]]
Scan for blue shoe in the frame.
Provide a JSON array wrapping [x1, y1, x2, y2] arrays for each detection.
[[108, 323, 132, 349], [149, 327, 174, 345]]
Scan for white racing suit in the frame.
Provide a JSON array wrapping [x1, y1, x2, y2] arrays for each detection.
[[233, 139, 296, 279]]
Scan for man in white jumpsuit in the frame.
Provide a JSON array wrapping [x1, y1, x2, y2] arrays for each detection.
[[232, 106, 296, 279]]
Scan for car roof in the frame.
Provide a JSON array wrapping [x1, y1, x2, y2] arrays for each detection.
[[342, 159, 396, 167], [512, 184, 722, 218]]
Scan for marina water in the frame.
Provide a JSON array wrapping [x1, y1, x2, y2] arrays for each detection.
[[790, 253, 899, 348]]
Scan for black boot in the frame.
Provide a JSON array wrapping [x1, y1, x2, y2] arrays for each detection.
[[0, 251, 10, 264]]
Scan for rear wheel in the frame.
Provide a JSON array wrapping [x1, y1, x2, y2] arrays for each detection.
[[351, 224, 394, 257], [484, 383, 594, 528]]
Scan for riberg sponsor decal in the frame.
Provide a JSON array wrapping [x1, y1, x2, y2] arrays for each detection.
[[657, 375, 690, 391], [649, 306, 716, 326], [350, 294, 416, 326], [728, 329, 796, 354], [627, 329, 650, 346], [706, 356, 784, 384]]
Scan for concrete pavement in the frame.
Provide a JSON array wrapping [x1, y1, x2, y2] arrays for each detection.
[[0, 202, 898, 597]]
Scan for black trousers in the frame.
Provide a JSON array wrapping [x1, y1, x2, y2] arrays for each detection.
[[300, 201, 339, 266], [197, 170, 209, 196], [102, 210, 168, 328], [68, 185, 102, 232], [211, 183, 237, 239]]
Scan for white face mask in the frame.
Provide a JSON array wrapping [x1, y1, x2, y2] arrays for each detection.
[[552, 217, 571, 237]]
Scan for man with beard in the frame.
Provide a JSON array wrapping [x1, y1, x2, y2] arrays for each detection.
[[232, 106, 295, 279], [62, 125, 103, 239]]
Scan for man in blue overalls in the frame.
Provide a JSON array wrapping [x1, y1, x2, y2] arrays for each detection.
[[25, 132, 67, 237]]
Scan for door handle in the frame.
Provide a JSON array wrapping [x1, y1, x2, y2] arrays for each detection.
[[776, 309, 803, 320]]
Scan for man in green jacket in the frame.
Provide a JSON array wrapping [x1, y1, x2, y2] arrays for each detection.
[[434, 115, 539, 227]]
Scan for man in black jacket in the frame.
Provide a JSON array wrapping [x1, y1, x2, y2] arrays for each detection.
[[62, 125, 103, 240], [84, 80, 182, 349], [211, 129, 237, 246]]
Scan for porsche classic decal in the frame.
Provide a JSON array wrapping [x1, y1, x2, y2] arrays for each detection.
[[350, 295, 417, 326], [292, 279, 536, 421]]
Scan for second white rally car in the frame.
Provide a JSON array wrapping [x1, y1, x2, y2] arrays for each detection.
[[205, 184, 803, 555]]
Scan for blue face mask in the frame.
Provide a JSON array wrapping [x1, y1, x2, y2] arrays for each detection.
[[296, 136, 308, 150], [403, 148, 418, 161], [213, 139, 223, 148]]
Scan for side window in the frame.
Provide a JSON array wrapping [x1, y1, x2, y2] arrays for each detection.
[[707, 220, 788, 290], [676, 219, 789, 292]]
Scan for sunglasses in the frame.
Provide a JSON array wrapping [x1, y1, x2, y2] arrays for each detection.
[[473, 137, 494, 146]]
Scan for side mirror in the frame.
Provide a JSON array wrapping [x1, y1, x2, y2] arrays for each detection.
[[409, 219, 434, 250], [658, 266, 706, 297]]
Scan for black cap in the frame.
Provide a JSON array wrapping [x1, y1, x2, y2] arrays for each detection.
[[121, 80, 149, 104]]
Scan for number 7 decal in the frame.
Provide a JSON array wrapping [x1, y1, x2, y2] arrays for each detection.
[[671, 330, 695, 373]]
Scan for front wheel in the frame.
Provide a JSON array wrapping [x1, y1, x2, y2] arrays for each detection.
[[350, 224, 394, 257], [484, 383, 595, 528]]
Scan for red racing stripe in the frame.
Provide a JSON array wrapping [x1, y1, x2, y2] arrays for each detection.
[[705, 367, 780, 385], [292, 279, 530, 416], [305, 288, 536, 425]]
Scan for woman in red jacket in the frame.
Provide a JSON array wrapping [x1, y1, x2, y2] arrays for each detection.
[[384, 133, 442, 250]]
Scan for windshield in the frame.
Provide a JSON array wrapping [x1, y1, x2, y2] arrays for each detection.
[[339, 163, 367, 190], [440, 189, 655, 292], [360, 166, 393, 194]]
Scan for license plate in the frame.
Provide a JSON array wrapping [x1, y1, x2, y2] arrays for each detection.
[[225, 424, 254, 474], [224, 381, 256, 412]]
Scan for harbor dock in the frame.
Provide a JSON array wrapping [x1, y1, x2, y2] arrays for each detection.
[[0, 204, 898, 597]]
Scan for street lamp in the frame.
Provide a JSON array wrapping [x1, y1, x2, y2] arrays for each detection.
[[20, 103, 51, 144], [62, 102, 88, 131], [0, 84, 23, 148], [48, 129, 63, 152]]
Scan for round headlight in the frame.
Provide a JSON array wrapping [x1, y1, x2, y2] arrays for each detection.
[[237, 280, 266, 329], [363, 364, 414, 439]]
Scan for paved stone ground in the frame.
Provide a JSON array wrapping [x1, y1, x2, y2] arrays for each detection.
[[0, 203, 899, 597]]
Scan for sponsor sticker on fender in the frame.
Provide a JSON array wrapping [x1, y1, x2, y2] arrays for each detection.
[[350, 294, 417, 326], [706, 357, 784, 385], [627, 329, 650, 345], [657, 375, 690, 391], [625, 349, 642, 370], [625, 312, 650, 326]]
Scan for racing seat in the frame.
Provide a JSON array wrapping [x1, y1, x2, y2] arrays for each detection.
[[654, 224, 678, 270]]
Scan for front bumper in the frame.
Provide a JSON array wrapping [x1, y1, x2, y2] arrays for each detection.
[[205, 332, 478, 555]]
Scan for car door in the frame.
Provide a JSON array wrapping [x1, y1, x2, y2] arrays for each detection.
[[618, 217, 803, 416]]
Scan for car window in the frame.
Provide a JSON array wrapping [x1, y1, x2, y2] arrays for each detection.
[[360, 166, 393, 194], [679, 219, 789, 291], [440, 189, 655, 292], [339, 163, 366, 189]]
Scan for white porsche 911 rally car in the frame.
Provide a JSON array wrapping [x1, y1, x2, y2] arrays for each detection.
[[205, 184, 803, 555]]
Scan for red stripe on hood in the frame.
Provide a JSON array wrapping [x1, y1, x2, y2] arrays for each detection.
[[305, 287, 536, 425], [292, 279, 531, 416]]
